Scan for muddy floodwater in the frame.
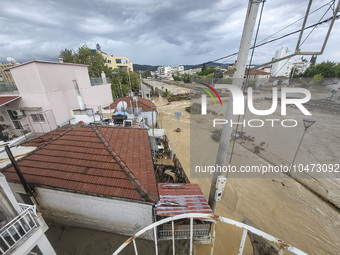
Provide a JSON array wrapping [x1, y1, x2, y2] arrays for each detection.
[[153, 85, 340, 255]]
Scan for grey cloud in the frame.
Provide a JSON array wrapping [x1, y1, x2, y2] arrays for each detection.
[[0, 0, 339, 65]]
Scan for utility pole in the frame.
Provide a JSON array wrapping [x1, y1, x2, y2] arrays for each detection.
[[208, 0, 264, 212]]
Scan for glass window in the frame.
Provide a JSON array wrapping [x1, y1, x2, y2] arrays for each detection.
[[31, 113, 45, 123], [116, 59, 122, 64]]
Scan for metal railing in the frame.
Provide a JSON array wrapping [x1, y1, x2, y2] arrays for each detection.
[[113, 213, 307, 255], [90, 77, 110, 86], [0, 82, 18, 94], [158, 223, 210, 239], [0, 204, 38, 255], [3, 126, 30, 142]]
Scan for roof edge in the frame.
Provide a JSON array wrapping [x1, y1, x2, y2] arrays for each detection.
[[90, 124, 158, 203], [7, 60, 88, 70]]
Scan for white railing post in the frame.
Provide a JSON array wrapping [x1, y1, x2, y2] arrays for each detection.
[[190, 217, 193, 255], [172, 220, 175, 255], [153, 226, 158, 255], [238, 229, 248, 255], [132, 239, 138, 255]]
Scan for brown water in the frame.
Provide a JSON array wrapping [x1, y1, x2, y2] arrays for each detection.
[[154, 95, 340, 255]]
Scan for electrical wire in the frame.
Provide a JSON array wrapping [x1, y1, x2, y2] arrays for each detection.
[[257, 0, 335, 45], [192, 12, 339, 69], [299, 2, 333, 47]]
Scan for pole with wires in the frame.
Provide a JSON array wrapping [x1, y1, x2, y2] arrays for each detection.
[[208, 0, 265, 213]]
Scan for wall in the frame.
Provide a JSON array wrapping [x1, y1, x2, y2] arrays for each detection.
[[143, 111, 157, 126], [9, 183, 154, 239], [9, 61, 113, 131], [81, 84, 113, 111]]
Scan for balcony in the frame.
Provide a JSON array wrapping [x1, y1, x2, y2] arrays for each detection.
[[1, 124, 31, 145], [0, 82, 18, 95], [90, 77, 110, 86], [0, 204, 39, 255]]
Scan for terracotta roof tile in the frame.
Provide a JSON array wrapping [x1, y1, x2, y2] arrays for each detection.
[[104, 97, 157, 112], [1, 125, 158, 202]]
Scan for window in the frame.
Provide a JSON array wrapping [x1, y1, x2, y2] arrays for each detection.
[[0, 116, 4, 122], [31, 113, 45, 123], [116, 59, 122, 64], [108, 60, 111, 64]]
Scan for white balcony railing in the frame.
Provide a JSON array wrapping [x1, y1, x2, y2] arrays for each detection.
[[0, 204, 38, 255], [113, 213, 308, 255]]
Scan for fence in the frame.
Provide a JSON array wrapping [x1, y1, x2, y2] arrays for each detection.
[[113, 213, 307, 255], [90, 77, 110, 86]]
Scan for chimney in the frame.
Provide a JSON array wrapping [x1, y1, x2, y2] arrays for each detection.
[[101, 71, 107, 84]]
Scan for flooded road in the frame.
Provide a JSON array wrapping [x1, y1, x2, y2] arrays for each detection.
[[154, 93, 340, 255]]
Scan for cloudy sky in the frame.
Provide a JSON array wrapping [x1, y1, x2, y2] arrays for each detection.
[[1, 0, 339, 66]]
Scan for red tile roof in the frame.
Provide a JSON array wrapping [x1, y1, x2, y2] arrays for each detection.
[[156, 183, 213, 217], [0, 96, 20, 107], [1, 125, 158, 203], [105, 97, 156, 112]]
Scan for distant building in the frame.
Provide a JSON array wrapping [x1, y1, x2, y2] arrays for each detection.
[[224, 69, 270, 86], [0, 63, 15, 83], [271, 47, 292, 77], [1, 125, 158, 238], [93, 49, 134, 71], [157, 65, 184, 78], [290, 57, 311, 76]]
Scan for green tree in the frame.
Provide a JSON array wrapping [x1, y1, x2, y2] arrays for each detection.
[[312, 74, 324, 85], [142, 70, 152, 78], [59, 46, 140, 98], [59, 48, 74, 63], [303, 61, 338, 78]]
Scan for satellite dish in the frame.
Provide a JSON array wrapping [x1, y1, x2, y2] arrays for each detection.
[[117, 101, 128, 112], [6, 57, 17, 64]]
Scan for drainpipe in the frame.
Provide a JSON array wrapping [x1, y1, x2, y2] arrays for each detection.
[[4, 146, 39, 205], [73, 80, 85, 110]]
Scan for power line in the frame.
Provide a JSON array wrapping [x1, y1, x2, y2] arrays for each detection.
[[193, 13, 339, 69], [257, 0, 335, 45]]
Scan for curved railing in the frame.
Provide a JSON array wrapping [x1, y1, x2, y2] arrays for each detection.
[[113, 213, 307, 255]]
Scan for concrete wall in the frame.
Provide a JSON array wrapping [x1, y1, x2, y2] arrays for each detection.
[[81, 83, 113, 111], [143, 111, 157, 126], [9, 183, 154, 239]]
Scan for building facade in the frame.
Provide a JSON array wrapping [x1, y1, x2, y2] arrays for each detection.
[[0, 60, 112, 136], [271, 47, 292, 77]]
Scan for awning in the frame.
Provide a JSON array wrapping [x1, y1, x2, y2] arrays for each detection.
[[0, 96, 20, 107]]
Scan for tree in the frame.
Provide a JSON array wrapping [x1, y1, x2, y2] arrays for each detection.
[[142, 70, 152, 78], [59, 49, 74, 63], [59, 46, 140, 98], [302, 61, 338, 78]]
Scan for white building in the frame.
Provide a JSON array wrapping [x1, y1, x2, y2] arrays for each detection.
[[0, 173, 56, 254], [1, 60, 113, 138], [157, 65, 184, 78], [271, 47, 292, 77], [290, 57, 311, 76]]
